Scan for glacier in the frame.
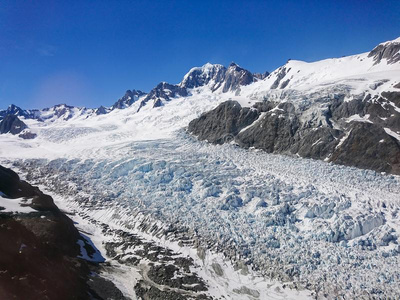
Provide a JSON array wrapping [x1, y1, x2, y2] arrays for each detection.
[[6, 129, 400, 298]]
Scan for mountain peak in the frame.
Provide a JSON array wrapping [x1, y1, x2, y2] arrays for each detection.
[[379, 37, 400, 46], [111, 89, 146, 110], [369, 37, 400, 65], [179, 63, 226, 90], [0, 104, 28, 120], [228, 62, 245, 72]]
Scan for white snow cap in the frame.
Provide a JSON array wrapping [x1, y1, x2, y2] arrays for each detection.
[[184, 62, 224, 75], [379, 36, 400, 46]]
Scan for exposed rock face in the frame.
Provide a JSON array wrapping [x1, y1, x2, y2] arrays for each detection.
[[138, 82, 188, 111], [368, 40, 400, 65], [0, 165, 86, 299], [221, 63, 254, 93], [41, 104, 76, 121], [18, 131, 37, 139], [138, 63, 269, 110], [270, 66, 288, 89], [0, 104, 39, 121], [0, 114, 28, 135], [0, 165, 125, 300], [111, 89, 146, 110], [95, 105, 109, 115], [330, 122, 400, 174], [253, 71, 269, 80], [179, 63, 226, 91], [188, 92, 400, 175], [188, 100, 259, 144]]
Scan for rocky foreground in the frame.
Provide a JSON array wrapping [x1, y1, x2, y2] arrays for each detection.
[[0, 165, 126, 300], [0, 164, 251, 299]]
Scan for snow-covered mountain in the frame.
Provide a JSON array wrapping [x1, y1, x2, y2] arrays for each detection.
[[111, 89, 146, 110], [188, 38, 400, 174], [2, 37, 400, 176], [1, 37, 399, 173], [136, 62, 266, 110], [179, 62, 262, 93], [0, 104, 40, 120], [0, 103, 95, 123]]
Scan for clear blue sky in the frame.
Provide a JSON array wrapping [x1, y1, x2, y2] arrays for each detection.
[[1, 0, 399, 109]]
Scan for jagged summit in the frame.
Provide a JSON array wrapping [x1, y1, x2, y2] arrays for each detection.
[[0, 114, 27, 135], [378, 36, 400, 46], [6, 104, 25, 116], [111, 89, 146, 110], [179, 62, 263, 92], [0, 104, 39, 121], [1, 37, 398, 121], [138, 82, 188, 110], [1, 61, 267, 116], [95, 105, 108, 115], [222, 62, 254, 93], [135, 62, 265, 111], [179, 63, 226, 90], [369, 36, 400, 65]]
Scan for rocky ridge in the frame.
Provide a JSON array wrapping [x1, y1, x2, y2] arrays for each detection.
[[188, 91, 400, 174], [0, 114, 28, 135], [0, 114, 37, 139], [1, 62, 264, 120]]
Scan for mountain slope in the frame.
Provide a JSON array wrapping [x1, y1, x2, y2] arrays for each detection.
[[188, 37, 400, 174]]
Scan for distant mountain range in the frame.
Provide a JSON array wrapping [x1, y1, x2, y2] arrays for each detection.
[[0, 62, 269, 120], [1, 37, 399, 174]]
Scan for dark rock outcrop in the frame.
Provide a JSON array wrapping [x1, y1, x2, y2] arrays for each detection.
[[111, 89, 146, 110], [188, 100, 259, 144], [18, 131, 37, 139], [330, 122, 400, 174], [95, 105, 108, 115], [253, 71, 270, 80], [188, 92, 400, 174], [0, 104, 39, 121], [0, 165, 124, 299], [270, 66, 288, 89], [221, 63, 254, 93], [368, 40, 400, 65], [0, 114, 28, 135], [138, 82, 188, 111]]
